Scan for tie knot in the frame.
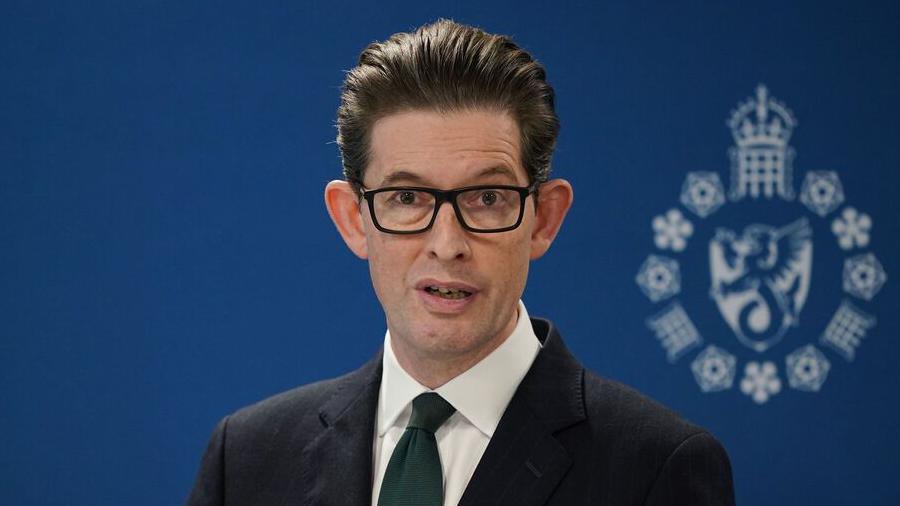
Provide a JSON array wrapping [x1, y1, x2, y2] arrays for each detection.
[[408, 393, 456, 433]]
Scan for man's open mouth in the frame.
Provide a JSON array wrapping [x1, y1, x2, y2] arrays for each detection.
[[425, 286, 473, 300]]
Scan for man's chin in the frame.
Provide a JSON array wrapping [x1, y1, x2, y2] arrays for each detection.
[[410, 323, 503, 358]]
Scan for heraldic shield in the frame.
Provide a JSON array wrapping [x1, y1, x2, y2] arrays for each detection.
[[709, 218, 813, 352]]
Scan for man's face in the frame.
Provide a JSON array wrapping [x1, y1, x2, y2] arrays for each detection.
[[360, 109, 535, 366]]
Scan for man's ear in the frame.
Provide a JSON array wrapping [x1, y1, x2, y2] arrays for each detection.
[[324, 180, 368, 259], [530, 178, 574, 260]]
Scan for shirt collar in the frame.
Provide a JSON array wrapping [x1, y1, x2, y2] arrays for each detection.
[[377, 300, 541, 438]]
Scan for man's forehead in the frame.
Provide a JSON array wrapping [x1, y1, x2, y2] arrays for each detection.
[[365, 109, 527, 187]]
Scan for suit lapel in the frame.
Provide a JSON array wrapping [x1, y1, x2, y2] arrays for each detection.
[[286, 353, 383, 506], [278, 318, 583, 506], [458, 318, 585, 506]]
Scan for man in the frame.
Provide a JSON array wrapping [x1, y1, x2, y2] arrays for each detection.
[[187, 19, 735, 506]]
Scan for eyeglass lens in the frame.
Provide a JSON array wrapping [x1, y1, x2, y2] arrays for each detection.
[[372, 188, 522, 232]]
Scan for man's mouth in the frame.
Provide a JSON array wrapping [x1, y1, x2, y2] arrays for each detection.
[[424, 286, 473, 300]]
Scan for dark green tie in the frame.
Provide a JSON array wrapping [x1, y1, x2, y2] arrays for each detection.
[[378, 393, 456, 506]]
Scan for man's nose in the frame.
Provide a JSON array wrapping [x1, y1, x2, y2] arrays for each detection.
[[425, 201, 472, 261]]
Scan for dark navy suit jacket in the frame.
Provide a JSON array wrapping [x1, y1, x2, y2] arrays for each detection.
[[187, 318, 735, 505]]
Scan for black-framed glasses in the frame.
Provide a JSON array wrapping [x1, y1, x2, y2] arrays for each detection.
[[359, 183, 539, 234]]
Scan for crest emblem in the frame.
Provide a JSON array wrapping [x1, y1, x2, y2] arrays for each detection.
[[709, 218, 812, 352], [635, 85, 887, 404]]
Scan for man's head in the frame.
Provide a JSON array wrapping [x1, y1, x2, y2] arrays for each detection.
[[336, 19, 559, 193], [324, 20, 573, 386]]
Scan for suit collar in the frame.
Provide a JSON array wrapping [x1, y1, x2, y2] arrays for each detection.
[[518, 318, 586, 431], [317, 351, 383, 427], [459, 317, 586, 506], [290, 352, 383, 506]]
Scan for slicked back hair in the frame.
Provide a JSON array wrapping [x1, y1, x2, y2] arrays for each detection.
[[336, 19, 559, 192]]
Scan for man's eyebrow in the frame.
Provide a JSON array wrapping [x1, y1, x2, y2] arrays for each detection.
[[379, 170, 428, 186], [473, 166, 518, 182], [378, 166, 520, 187]]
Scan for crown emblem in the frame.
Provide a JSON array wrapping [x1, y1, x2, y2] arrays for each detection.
[[728, 85, 796, 148], [727, 85, 796, 201]]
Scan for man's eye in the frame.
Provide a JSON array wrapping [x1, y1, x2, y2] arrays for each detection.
[[480, 191, 498, 206], [397, 191, 416, 205]]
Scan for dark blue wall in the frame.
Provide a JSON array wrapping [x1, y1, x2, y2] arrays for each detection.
[[3, 1, 898, 504]]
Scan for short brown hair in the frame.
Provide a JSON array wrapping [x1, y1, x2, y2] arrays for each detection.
[[336, 19, 559, 191]]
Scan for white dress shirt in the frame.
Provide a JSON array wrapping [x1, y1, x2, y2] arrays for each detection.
[[371, 300, 541, 506]]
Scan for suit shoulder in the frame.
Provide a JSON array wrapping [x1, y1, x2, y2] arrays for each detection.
[[581, 370, 707, 445], [227, 369, 365, 435], [573, 371, 734, 504]]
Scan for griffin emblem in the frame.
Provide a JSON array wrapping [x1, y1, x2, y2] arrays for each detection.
[[709, 218, 813, 352]]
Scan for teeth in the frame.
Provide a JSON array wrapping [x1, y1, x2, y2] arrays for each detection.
[[426, 286, 472, 299]]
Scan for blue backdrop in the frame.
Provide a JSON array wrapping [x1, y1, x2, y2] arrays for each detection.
[[3, 1, 898, 504]]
